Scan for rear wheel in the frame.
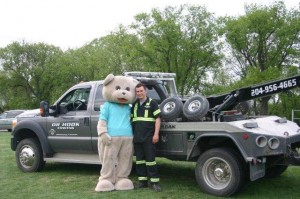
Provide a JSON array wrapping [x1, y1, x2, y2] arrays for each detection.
[[16, 138, 45, 172], [195, 148, 245, 197]]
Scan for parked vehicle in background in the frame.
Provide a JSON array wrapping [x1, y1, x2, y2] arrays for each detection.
[[0, 110, 25, 131], [16, 109, 40, 118]]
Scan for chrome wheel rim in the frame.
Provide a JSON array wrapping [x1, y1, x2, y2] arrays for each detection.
[[19, 145, 35, 168], [202, 157, 232, 190]]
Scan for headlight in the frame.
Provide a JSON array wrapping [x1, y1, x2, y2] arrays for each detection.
[[268, 137, 280, 149], [12, 119, 17, 131], [256, 135, 268, 147]]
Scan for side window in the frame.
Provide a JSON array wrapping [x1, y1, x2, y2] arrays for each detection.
[[59, 88, 91, 112], [94, 84, 105, 111], [146, 85, 162, 104]]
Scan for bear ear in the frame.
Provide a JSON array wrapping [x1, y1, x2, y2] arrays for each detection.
[[103, 74, 115, 86], [133, 79, 139, 85]]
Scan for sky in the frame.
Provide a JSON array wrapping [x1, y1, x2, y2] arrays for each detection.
[[0, 0, 299, 50]]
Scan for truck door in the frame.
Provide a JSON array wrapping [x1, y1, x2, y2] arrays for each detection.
[[91, 84, 106, 152], [47, 86, 93, 153]]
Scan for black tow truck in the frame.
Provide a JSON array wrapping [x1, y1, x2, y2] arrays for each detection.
[[11, 71, 300, 197]]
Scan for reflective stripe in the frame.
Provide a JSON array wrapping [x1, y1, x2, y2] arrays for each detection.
[[136, 160, 146, 165], [150, 178, 160, 182], [146, 98, 152, 105], [133, 103, 138, 118], [138, 177, 148, 181], [132, 98, 157, 122], [132, 117, 156, 122], [153, 109, 161, 116], [146, 161, 157, 166]]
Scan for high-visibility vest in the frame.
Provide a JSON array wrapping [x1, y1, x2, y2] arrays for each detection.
[[132, 98, 160, 122]]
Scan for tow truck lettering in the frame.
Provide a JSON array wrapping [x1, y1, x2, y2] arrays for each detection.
[[51, 122, 80, 130], [51, 122, 80, 127], [251, 78, 297, 97], [161, 124, 176, 129]]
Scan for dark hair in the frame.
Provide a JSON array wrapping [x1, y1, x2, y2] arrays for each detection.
[[135, 82, 146, 90]]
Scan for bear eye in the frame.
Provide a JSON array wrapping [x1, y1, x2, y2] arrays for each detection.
[[126, 87, 130, 91], [116, 86, 121, 90]]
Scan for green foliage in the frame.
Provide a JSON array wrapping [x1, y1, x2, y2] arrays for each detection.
[[131, 4, 223, 96], [0, 41, 63, 108], [0, 2, 299, 119], [269, 90, 300, 120], [221, 1, 300, 115], [2, 132, 300, 198]]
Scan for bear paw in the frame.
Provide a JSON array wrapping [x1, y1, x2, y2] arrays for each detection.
[[95, 179, 115, 192], [115, 179, 134, 191]]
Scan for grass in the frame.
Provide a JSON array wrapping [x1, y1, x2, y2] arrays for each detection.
[[1, 131, 300, 199]]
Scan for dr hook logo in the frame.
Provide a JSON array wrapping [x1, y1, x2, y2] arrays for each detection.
[[49, 129, 56, 136]]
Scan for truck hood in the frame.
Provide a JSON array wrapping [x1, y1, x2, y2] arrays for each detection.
[[229, 116, 300, 137]]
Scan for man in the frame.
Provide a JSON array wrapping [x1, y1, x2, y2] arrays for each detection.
[[131, 83, 162, 192]]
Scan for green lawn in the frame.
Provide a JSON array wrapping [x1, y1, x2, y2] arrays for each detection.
[[1, 131, 300, 199]]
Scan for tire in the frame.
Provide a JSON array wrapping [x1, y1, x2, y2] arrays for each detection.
[[183, 95, 209, 121], [234, 101, 250, 115], [195, 148, 245, 197], [160, 97, 183, 121], [265, 165, 288, 178], [16, 138, 45, 172]]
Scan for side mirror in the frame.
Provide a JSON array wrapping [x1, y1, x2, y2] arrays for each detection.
[[40, 101, 49, 117], [59, 103, 68, 114]]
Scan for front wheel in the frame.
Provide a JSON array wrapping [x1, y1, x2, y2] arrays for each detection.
[[16, 138, 45, 172], [195, 148, 245, 197]]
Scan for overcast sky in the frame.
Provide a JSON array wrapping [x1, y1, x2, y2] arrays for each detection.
[[0, 0, 298, 50]]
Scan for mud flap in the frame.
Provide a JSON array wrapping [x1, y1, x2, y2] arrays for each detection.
[[249, 162, 265, 181]]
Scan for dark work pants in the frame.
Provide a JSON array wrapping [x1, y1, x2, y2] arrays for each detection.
[[134, 139, 159, 183]]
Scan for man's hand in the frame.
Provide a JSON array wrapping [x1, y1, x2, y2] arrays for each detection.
[[152, 134, 159, 144], [100, 133, 112, 146]]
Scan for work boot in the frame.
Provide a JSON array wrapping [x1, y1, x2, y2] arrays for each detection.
[[152, 183, 162, 192], [136, 181, 148, 188]]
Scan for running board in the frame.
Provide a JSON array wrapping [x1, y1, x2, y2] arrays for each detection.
[[44, 153, 101, 165]]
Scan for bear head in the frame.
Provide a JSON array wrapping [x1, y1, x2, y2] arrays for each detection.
[[102, 74, 139, 104]]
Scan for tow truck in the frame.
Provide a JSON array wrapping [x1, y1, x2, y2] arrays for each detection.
[[11, 71, 300, 197]]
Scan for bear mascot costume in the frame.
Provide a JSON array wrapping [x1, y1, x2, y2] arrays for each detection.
[[95, 74, 138, 192]]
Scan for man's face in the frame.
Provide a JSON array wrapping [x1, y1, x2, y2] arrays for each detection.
[[135, 86, 147, 100]]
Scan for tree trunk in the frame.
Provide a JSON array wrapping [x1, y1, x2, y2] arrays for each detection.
[[260, 96, 271, 115]]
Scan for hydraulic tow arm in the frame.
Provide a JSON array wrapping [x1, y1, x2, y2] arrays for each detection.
[[207, 75, 300, 115]]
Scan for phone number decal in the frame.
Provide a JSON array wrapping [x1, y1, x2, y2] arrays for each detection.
[[251, 78, 297, 97]]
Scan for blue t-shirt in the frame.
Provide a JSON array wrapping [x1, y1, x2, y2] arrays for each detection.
[[99, 102, 133, 137]]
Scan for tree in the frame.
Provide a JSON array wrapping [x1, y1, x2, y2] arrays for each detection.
[[86, 26, 143, 75], [222, 1, 300, 115], [130, 4, 223, 95], [0, 41, 63, 108]]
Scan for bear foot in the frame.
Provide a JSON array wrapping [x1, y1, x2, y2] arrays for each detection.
[[115, 179, 134, 191], [95, 179, 115, 192]]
